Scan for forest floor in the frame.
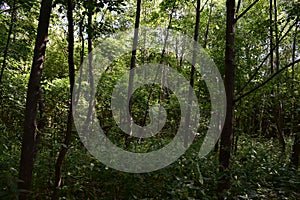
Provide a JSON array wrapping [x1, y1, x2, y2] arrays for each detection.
[[1, 134, 300, 199]]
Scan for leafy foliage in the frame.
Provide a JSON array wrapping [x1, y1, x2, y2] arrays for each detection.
[[0, 0, 299, 199]]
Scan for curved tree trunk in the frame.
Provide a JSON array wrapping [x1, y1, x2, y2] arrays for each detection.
[[53, 0, 75, 198]]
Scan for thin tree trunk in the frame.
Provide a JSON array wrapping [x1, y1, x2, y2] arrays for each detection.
[[75, 17, 85, 107], [203, 0, 213, 49], [276, 100, 285, 152], [202, 0, 215, 148], [125, 0, 141, 146], [0, 0, 16, 84], [291, 16, 299, 168], [53, 0, 75, 198], [236, 0, 242, 14], [184, 0, 201, 147], [158, 2, 176, 108], [142, 0, 147, 65], [84, 4, 95, 130], [217, 0, 236, 199], [142, 1, 176, 127], [269, 0, 274, 74], [18, 0, 53, 199], [274, 0, 279, 71], [272, 0, 285, 152]]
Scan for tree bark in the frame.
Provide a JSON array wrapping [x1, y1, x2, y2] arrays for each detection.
[[0, 0, 16, 84], [53, 0, 75, 198], [18, 0, 53, 199], [217, 0, 236, 199]]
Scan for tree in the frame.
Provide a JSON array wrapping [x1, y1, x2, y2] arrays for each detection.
[[291, 16, 299, 168], [0, 0, 16, 84], [18, 0, 53, 199], [0, 0, 299, 198], [184, 0, 201, 147], [53, 0, 75, 198], [84, 0, 95, 130], [217, 0, 236, 199], [125, 0, 141, 145]]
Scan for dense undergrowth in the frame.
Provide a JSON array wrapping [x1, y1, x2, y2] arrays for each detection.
[[1, 133, 299, 199]]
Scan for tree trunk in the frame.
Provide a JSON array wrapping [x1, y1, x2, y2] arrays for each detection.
[[273, 0, 285, 152], [269, 0, 274, 74], [184, 0, 201, 147], [159, 3, 175, 104], [203, 0, 213, 49], [53, 0, 75, 198], [18, 0, 53, 199], [0, 0, 16, 84], [34, 88, 46, 160], [292, 132, 300, 168], [142, 1, 176, 127], [274, 0, 279, 71], [236, 0, 242, 14], [217, 0, 236, 199], [125, 0, 141, 146], [84, 4, 95, 130], [75, 17, 85, 107], [291, 16, 299, 169]]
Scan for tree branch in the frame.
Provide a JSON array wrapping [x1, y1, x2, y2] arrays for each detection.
[[200, 0, 210, 13], [236, 19, 297, 96], [235, 0, 260, 22], [234, 59, 300, 102]]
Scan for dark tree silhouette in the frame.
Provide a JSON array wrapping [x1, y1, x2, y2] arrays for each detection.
[[18, 0, 53, 199], [53, 0, 75, 198], [217, 0, 236, 199]]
